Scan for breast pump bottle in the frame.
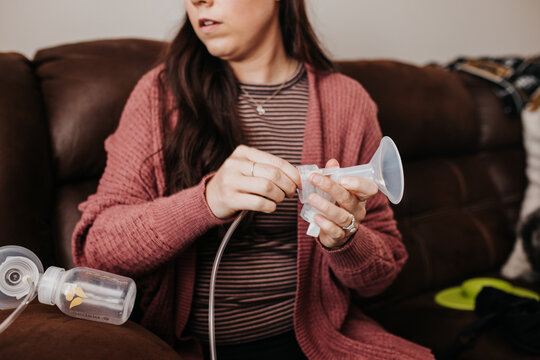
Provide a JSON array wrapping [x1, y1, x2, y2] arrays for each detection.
[[0, 245, 136, 332], [37, 265, 136, 325]]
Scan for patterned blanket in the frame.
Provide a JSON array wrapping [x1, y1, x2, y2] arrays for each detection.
[[448, 56, 540, 115]]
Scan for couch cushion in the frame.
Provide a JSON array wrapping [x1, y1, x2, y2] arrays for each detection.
[[376, 152, 519, 301], [0, 303, 181, 360], [33, 39, 166, 182], [55, 180, 99, 268], [337, 61, 479, 159]]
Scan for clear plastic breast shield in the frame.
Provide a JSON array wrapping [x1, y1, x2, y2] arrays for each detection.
[[0, 245, 136, 333], [297, 136, 404, 237], [0, 246, 43, 310]]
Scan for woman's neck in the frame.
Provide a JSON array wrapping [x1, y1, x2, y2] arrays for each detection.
[[228, 49, 298, 85]]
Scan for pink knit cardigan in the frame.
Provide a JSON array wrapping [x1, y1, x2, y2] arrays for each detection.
[[72, 65, 434, 360]]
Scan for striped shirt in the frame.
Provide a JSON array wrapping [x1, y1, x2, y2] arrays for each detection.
[[187, 64, 308, 344]]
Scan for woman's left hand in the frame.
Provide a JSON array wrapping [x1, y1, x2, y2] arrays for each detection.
[[307, 159, 379, 249]]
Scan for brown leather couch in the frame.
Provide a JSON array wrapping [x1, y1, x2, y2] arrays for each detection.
[[0, 39, 537, 360]]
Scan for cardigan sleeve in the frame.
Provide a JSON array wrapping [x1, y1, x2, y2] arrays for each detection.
[[321, 86, 408, 297], [72, 69, 230, 278]]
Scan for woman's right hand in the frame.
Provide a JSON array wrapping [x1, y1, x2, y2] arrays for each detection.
[[205, 145, 301, 219]]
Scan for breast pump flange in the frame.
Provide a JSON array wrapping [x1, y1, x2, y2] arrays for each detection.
[[297, 136, 405, 237], [0, 245, 43, 310]]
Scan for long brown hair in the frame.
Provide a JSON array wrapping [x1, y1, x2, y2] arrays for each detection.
[[160, 0, 334, 194]]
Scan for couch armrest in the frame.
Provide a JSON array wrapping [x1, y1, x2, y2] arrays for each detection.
[[0, 303, 181, 360]]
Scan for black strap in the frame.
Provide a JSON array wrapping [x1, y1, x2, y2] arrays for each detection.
[[435, 287, 540, 359], [434, 312, 498, 360]]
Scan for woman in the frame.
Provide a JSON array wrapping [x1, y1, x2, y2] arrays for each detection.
[[72, 0, 434, 359]]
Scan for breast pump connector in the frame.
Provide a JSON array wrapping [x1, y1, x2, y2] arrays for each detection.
[[0, 245, 136, 333], [297, 136, 405, 237]]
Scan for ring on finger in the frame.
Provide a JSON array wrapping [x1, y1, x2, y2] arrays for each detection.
[[249, 161, 256, 177], [341, 213, 357, 234]]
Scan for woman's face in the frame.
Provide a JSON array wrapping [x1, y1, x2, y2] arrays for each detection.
[[185, 0, 281, 62]]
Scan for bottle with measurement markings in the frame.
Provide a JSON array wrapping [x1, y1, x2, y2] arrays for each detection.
[[37, 266, 136, 325]]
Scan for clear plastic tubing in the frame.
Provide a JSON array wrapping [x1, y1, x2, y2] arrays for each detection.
[[209, 210, 248, 360], [0, 276, 36, 334]]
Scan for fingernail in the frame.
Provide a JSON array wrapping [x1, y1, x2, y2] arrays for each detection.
[[339, 178, 351, 186], [309, 195, 321, 206], [311, 174, 323, 185]]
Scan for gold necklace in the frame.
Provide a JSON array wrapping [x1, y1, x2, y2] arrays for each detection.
[[239, 61, 296, 116]]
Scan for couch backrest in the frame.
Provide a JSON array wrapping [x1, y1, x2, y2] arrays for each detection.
[[337, 61, 524, 304], [0, 40, 525, 303]]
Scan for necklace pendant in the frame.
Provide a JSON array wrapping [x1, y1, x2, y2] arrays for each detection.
[[256, 105, 266, 116]]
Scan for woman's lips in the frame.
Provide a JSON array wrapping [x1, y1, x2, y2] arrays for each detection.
[[198, 18, 222, 33]]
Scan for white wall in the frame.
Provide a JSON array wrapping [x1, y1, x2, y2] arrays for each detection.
[[1, 0, 539, 65], [0, 0, 184, 58], [308, 0, 540, 64]]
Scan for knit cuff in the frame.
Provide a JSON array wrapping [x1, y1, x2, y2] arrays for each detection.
[[322, 224, 380, 271], [151, 172, 233, 250]]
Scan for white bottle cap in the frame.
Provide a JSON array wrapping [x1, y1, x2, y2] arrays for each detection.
[[38, 266, 65, 305], [0, 246, 44, 310], [0, 256, 40, 299]]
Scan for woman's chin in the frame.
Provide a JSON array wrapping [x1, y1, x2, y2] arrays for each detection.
[[204, 43, 234, 60], [204, 43, 248, 62]]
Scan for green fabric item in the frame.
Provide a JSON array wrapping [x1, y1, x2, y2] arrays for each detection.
[[435, 277, 539, 310]]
